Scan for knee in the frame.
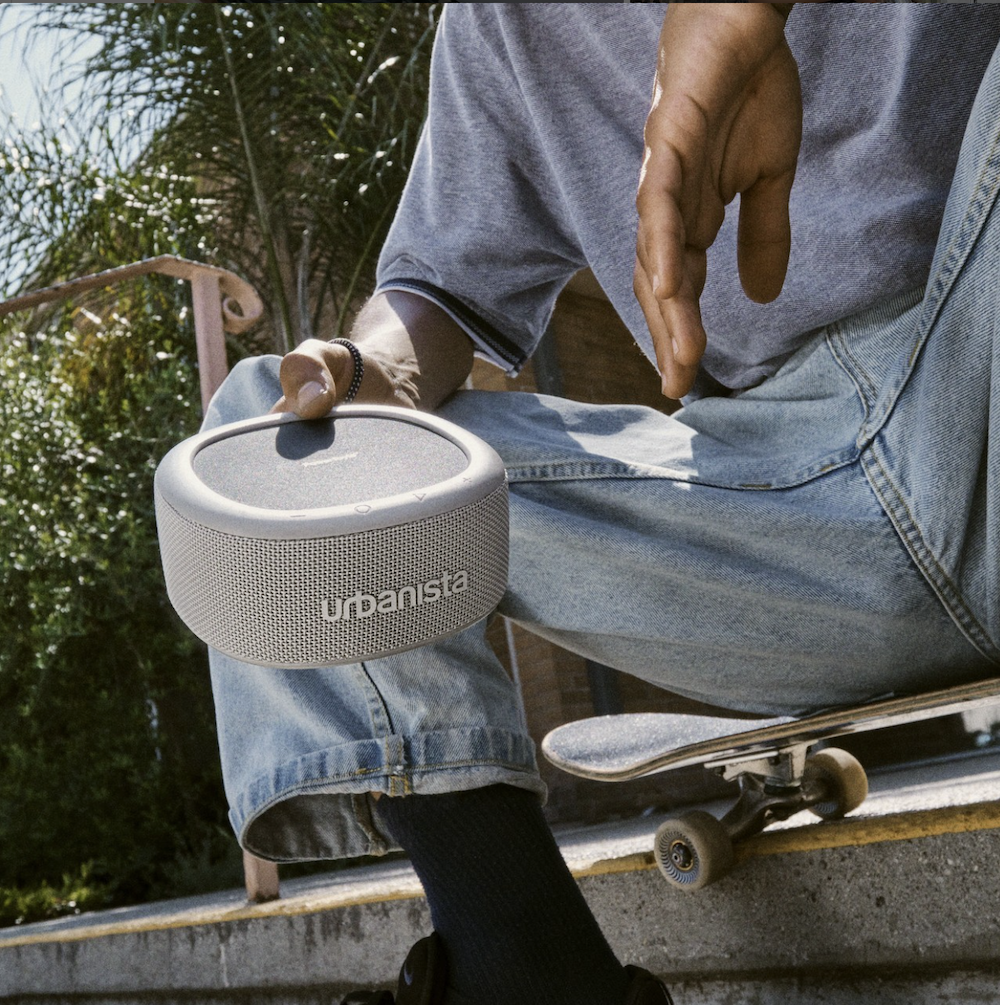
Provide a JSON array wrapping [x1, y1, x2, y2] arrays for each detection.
[[203, 354, 283, 430]]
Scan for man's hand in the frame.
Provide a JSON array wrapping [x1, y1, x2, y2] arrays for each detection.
[[271, 291, 475, 418], [634, 3, 802, 398]]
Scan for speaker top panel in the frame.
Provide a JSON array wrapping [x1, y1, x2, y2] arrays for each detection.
[[155, 405, 507, 539], [193, 412, 467, 509]]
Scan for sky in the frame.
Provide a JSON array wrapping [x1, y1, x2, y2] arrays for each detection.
[[0, 4, 109, 290], [0, 4, 68, 127], [0, 2, 165, 127], [0, 3, 134, 127]]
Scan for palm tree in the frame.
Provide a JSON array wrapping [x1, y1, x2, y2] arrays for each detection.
[[2, 2, 439, 353]]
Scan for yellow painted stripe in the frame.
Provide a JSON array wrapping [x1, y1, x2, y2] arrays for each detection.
[[565, 800, 1000, 877], [0, 881, 426, 949], [4, 800, 1000, 949], [733, 799, 1000, 862]]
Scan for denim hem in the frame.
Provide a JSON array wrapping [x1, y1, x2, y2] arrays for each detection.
[[230, 726, 545, 863]]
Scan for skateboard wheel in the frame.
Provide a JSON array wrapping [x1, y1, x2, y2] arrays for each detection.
[[653, 811, 734, 891], [804, 747, 868, 819]]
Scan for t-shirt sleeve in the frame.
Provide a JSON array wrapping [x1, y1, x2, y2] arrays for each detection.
[[375, 4, 587, 374]]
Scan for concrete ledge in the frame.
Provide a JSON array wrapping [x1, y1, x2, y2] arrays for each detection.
[[4, 753, 1000, 1003]]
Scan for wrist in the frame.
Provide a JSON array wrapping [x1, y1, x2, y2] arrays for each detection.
[[350, 290, 475, 412], [358, 345, 422, 410], [328, 338, 365, 403]]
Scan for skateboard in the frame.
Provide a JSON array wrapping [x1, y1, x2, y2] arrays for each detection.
[[542, 676, 1000, 891]]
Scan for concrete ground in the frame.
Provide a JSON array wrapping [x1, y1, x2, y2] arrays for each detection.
[[3, 749, 1000, 1003]]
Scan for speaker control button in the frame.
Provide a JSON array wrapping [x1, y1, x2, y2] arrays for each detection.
[[354, 504, 372, 514]]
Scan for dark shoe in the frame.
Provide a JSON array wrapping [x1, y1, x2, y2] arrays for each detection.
[[395, 932, 449, 1005], [340, 933, 447, 1005], [624, 964, 675, 1004], [627, 964, 671, 1005], [344, 937, 673, 1005]]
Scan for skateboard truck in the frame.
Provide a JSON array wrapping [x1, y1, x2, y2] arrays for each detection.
[[543, 676, 1000, 892], [653, 743, 867, 890]]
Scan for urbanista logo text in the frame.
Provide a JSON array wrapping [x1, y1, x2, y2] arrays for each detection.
[[321, 570, 470, 622]]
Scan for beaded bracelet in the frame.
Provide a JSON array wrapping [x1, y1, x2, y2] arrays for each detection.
[[329, 338, 364, 403]]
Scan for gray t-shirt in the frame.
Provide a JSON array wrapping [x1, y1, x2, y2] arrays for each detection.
[[376, 3, 1000, 393]]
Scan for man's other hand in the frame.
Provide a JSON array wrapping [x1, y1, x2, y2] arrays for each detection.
[[634, 3, 802, 398]]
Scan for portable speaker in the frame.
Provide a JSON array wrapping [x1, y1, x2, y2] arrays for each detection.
[[154, 406, 509, 668]]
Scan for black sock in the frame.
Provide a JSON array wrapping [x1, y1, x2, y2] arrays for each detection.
[[375, 784, 629, 1005]]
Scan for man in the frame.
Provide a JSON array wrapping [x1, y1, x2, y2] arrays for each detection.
[[204, 5, 1000, 1003]]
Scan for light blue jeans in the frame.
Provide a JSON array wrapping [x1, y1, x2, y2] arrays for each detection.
[[204, 54, 1000, 864]]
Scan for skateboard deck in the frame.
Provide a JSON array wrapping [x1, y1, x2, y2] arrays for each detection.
[[542, 676, 1000, 890], [542, 676, 1000, 781]]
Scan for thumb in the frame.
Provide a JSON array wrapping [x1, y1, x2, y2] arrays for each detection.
[[273, 342, 336, 419]]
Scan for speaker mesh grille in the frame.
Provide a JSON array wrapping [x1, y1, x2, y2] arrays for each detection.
[[156, 482, 508, 667]]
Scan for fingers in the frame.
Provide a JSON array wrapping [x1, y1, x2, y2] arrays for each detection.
[[635, 93, 718, 398], [725, 44, 800, 305], [633, 254, 706, 400], [737, 172, 793, 304], [636, 91, 720, 289], [635, 129, 688, 306], [271, 339, 353, 419]]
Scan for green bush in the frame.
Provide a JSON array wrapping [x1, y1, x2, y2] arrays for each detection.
[[0, 863, 110, 929], [0, 288, 237, 921]]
